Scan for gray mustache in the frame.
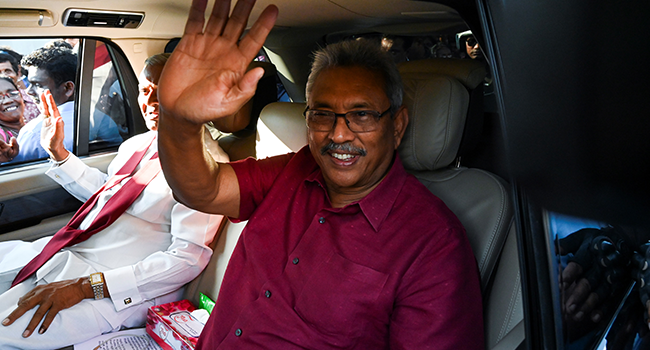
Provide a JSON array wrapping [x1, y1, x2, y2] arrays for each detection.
[[320, 142, 367, 156]]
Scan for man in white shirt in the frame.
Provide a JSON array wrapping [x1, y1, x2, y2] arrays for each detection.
[[0, 54, 228, 349]]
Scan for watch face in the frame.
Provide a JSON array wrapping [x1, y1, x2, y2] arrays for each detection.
[[90, 274, 102, 284]]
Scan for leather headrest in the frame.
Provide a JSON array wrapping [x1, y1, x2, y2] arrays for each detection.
[[397, 59, 486, 171], [398, 58, 487, 90], [257, 102, 308, 158]]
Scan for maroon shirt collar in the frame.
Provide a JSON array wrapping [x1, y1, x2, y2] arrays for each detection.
[[304, 149, 408, 233]]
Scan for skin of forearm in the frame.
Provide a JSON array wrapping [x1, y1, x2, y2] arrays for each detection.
[[158, 109, 223, 213], [50, 146, 70, 162]]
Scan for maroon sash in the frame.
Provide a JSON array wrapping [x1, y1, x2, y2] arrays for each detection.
[[12, 135, 160, 287]]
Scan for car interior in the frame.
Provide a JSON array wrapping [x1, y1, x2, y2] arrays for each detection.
[[1, 0, 649, 349]]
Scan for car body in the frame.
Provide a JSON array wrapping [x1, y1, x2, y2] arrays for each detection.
[[0, 0, 649, 349]]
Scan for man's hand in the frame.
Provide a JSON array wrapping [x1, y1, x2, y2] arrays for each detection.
[[157, 0, 278, 125], [559, 227, 632, 324], [1, 277, 92, 337], [39, 90, 69, 162], [0, 137, 19, 162]]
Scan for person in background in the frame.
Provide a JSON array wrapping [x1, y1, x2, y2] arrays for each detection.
[[0, 77, 24, 160], [0, 47, 29, 89], [457, 30, 483, 60], [381, 34, 411, 63], [0, 51, 40, 123], [138, 53, 230, 162]]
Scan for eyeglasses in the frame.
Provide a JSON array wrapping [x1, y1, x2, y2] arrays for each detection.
[[466, 37, 478, 47], [0, 90, 20, 101], [304, 108, 391, 133]]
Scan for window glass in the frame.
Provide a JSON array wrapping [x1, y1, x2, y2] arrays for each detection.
[[330, 31, 486, 63], [0, 38, 128, 167], [88, 41, 126, 149], [548, 211, 650, 349]]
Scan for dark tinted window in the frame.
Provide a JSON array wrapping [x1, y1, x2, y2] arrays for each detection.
[[548, 211, 650, 349]]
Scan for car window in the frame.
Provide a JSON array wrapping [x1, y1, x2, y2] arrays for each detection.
[[88, 41, 128, 149], [547, 211, 649, 349], [0, 37, 143, 236], [0, 38, 136, 168]]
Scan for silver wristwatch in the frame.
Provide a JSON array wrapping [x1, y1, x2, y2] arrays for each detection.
[[89, 272, 105, 300]]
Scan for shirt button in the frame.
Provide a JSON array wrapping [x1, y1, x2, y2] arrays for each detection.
[[235, 328, 242, 337], [318, 217, 325, 224], [292, 257, 299, 265], [265, 290, 272, 298]]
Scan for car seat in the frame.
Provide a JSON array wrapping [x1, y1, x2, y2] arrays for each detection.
[[397, 58, 522, 350]]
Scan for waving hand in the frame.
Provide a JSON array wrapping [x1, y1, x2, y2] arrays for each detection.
[[157, 0, 277, 216], [40, 90, 69, 162], [158, 0, 278, 124]]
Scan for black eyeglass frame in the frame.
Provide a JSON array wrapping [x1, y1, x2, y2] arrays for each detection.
[[303, 107, 392, 133]]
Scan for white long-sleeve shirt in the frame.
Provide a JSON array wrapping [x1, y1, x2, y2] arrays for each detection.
[[41, 131, 224, 328]]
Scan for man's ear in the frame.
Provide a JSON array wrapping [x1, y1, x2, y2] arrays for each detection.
[[392, 105, 409, 150], [62, 81, 75, 100]]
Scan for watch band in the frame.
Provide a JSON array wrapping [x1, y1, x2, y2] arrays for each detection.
[[89, 272, 105, 300]]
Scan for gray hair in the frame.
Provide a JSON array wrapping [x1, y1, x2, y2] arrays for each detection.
[[306, 39, 403, 114], [144, 53, 171, 69]]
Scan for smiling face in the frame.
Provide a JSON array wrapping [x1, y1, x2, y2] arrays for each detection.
[[138, 63, 164, 131], [307, 66, 408, 206], [0, 79, 25, 128]]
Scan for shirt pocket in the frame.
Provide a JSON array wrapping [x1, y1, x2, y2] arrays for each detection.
[[294, 252, 388, 340]]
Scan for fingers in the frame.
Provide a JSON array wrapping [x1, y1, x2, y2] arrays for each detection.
[[38, 305, 61, 334], [2, 293, 37, 331], [0, 137, 18, 162], [39, 90, 59, 118], [561, 261, 583, 288], [565, 278, 591, 314], [184, 0, 209, 35], [238, 67, 265, 96], [205, 0, 231, 36], [238, 4, 278, 57], [46, 91, 60, 118], [39, 92, 49, 118], [222, 0, 256, 41], [23, 302, 52, 337], [574, 292, 599, 322]]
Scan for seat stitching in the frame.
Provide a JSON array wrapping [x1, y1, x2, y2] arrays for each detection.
[[498, 271, 521, 341]]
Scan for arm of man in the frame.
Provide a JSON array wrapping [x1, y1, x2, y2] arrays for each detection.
[[40, 90, 109, 201], [102, 203, 221, 311], [3, 203, 221, 337], [157, 0, 277, 217]]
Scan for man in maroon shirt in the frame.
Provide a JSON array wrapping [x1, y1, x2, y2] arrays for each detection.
[[157, 0, 483, 348]]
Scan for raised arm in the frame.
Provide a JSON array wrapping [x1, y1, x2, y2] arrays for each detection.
[[157, 0, 278, 217]]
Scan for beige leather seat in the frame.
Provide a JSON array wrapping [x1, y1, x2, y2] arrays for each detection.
[[398, 58, 523, 349], [186, 58, 523, 350]]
